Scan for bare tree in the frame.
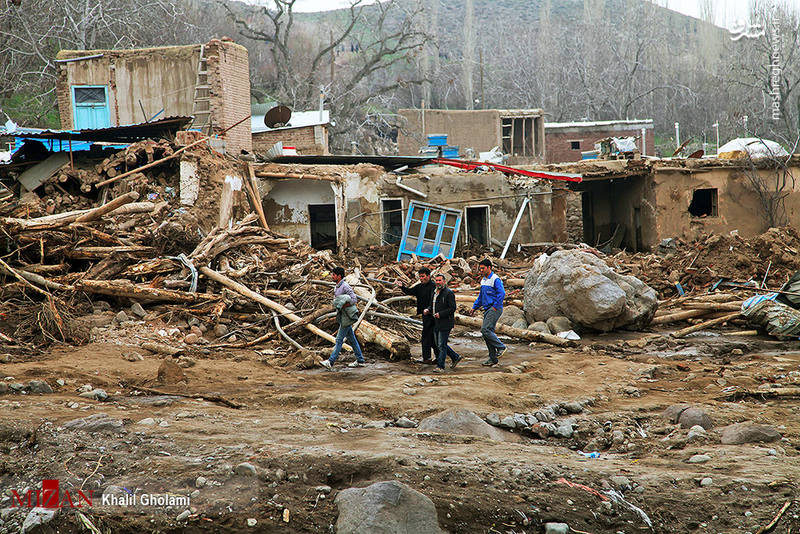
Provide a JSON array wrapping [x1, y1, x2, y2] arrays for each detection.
[[740, 137, 799, 229]]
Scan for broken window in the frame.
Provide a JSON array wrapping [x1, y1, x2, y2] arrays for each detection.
[[397, 201, 462, 261], [688, 188, 718, 217], [465, 205, 490, 245], [308, 204, 337, 250], [381, 198, 403, 244], [570, 140, 581, 150]]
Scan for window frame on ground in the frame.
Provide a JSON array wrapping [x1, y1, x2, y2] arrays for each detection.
[[397, 201, 462, 261], [688, 187, 719, 218]]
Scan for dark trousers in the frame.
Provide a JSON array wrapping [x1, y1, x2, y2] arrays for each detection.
[[435, 328, 461, 369], [421, 315, 439, 361]]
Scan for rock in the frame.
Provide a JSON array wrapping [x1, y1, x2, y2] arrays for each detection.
[[115, 310, 128, 323], [395, 417, 416, 428], [546, 316, 573, 335], [195, 476, 207, 488], [21, 507, 56, 533], [663, 404, 690, 423], [528, 321, 551, 334], [247, 518, 257, 527], [609, 476, 631, 491], [554, 423, 574, 438], [529, 423, 553, 439], [544, 523, 569, 534], [418, 408, 518, 442], [687, 454, 711, 464], [498, 305, 525, 327], [364, 420, 388, 429], [687, 425, 707, 441], [485, 413, 501, 426], [78, 388, 108, 401], [523, 250, 658, 331], [678, 407, 713, 430], [234, 462, 258, 476], [316, 485, 332, 494], [63, 413, 123, 433], [157, 359, 187, 384], [27, 380, 52, 394], [561, 401, 583, 414], [402, 388, 417, 396], [184, 333, 200, 344], [176, 509, 191, 521], [335, 480, 445, 534], [699, 477, 713, 487], [0, 383, 8, 394], [511, 318, 528, 330], [136, 418, 156, 426], [499, 416, 516, 429], [214, 324, 229, 337], [9, 382, 25, 392], [720, 422, 781, 445], [130, 302, 146, 318], [121, 351, 144, 362], [534, 407, 556, 422], [513, 413, 528, 428]]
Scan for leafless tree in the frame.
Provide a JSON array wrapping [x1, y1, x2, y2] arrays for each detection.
[[740, 138, 799, 229]]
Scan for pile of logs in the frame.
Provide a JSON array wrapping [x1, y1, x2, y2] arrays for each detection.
[[651, 292, 747, 337]]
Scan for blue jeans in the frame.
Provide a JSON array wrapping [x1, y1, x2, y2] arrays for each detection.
[[328, 325, 364, 364], [481, 308, 505, 362], [435, 328, 460, 369]]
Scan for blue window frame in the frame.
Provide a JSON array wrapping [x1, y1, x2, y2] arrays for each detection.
[[397, 201, 462, 261], [72, 85, 110, 130]]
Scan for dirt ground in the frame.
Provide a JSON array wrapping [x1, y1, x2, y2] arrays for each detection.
[[1, 324, 799, 534]]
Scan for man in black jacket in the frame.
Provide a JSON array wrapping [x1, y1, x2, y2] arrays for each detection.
[[396, 267, 439, 364], [428, 273, 462, 372]]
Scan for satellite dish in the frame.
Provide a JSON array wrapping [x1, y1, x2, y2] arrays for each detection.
[[264, 105, 292, 128]]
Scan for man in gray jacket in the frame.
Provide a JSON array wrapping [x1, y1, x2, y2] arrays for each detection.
[[320, 267, 365, 369]]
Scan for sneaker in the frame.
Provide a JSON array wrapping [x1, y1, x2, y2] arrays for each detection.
[[432, 367, 445, 373], [450, 356, 462, 370], [481, 359, 495, 366], [348, 361, 365, 368], [319, 359, 332, 370], [414, 358, 435, 365], [496, 347, 508, 359]]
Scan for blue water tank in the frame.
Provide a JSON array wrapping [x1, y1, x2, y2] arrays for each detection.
[[442, 146, 459, 158], [427, 134, 448, 146]]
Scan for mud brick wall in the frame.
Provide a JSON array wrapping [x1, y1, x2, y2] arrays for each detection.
[[252, 125, 328, 155], [546, 127, 655, 164], [397, 109, 501, 156], [206, 39, 252, 154]]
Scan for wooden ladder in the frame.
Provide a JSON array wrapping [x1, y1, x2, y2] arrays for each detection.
[[190, 44, 211, 134]]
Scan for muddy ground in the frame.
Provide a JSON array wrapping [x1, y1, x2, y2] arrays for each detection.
[[1, 325, 799, 534]]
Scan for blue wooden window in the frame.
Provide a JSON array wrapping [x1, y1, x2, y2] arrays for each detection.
[[397, 201, 462, 261], [72, 85, 110, 130]]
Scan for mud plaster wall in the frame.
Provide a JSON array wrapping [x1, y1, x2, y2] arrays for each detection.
[[652, 165, 800, 245], [397, 109, 501, 156], [261, 180, 336, 243]]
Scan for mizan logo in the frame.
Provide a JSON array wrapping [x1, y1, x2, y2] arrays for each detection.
[[11, 480, 94, 508]]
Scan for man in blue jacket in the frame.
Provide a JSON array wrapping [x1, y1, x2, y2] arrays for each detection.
[[467, 259, 506, 367]]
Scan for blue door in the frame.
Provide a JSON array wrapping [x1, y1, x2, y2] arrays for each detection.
[[72, 86, 110, 129]]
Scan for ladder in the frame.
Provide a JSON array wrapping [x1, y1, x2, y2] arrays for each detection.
[[190, 44, 212, 134]]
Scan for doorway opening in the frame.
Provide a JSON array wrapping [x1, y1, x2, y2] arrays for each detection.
[[308, 204, 337, 250], [381, 198, 403, 244], [465, 205, 490, 245]]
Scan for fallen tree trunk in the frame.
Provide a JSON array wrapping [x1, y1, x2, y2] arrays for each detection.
[[199, 266, 348, 350], [671, 311, 741, 338], [454, 313, 575, 346], [2, 201, 158, 233], [76, 279, 217, 303], [75, 191, 139, 222], [650, 309, 710, 325], [356, 320, 411, 359]]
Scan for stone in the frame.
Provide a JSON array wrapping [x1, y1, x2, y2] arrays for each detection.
[[136, 418, 156, 426], [528, 321, 551, 334], [78, 388, 108, 401], [662, 404, 691, 423], [316, 485, 332, 494], [234, 462, 258, 476], [513, 413, 528, 428], [195, 476, 207, 488], [184, 333, 200, 344], [418, 409, 518, 442], [214, 324, 229, 337], [498, 305, 526, 327], [699, 477, 713, 487], [176, 510, 191, 521], [402, 388, 417, 396], [247, 518, 257, 527], [609, 475, 631, 491], [544, 523, 569, 534], [63, 413, 123, 433], [687, 454, 711, 464], [523, 250, 658, 331], [554, 423, 574, 439], [529, 423, 553, 439], [561, 401, 583, 414], [534, 408, 556, 422], [364, 420, 388, 429], [546, 316, 574, 335], [395, 417, 416, 428], [157, 359, 187, 384], [335, 480, 445, 534], [499, 416, 516, 429], [130, 302, 146, 318], [0, 383, 8, 394], [511, 318, 528, 330], [121, 351, 144, 362], [687, 425, 707, 441], [720, 422, 782, 445], [678, 407, 713, 430], [485, 413, 501, 426], [21, 507, 56, 533], [115, 310, 128, 323], [27, 380, 52, 394]]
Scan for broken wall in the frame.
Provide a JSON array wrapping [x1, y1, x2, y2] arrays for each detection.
[[579, 174, 655, 251], [546, 126, 655, 164], [252, 125, 328, 155], [397, 109, 501, 156]]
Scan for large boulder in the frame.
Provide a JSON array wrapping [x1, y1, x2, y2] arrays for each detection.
[[418, 408, 519, 442], [523, 250, 658, 331], [335, 481, 445, 534], [498, 305, 525, 327], [720, 422, 781, 444]]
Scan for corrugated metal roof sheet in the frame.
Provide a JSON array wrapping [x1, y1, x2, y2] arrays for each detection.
[[0, 116, 192, 142]]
